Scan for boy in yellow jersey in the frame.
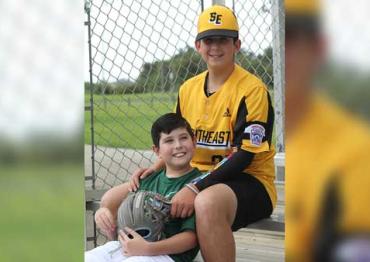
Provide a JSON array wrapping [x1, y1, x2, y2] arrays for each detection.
[[131, 5, 276, 261]]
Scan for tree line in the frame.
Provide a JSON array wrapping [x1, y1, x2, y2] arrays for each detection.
[[85, 46, 273, 95]]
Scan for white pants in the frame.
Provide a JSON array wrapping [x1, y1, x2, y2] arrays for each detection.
[[85, 241, 174, 262]]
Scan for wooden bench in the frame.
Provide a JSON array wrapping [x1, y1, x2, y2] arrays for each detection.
[[248, 218, 284, 232], [85, 190, 284, 247], [85, 189, 106, 210], [85, 189, 106, 246]]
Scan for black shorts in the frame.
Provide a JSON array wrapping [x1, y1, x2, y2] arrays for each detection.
[[223, 173, 273, 231]]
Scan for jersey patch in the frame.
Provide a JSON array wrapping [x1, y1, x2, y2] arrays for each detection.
[[244, 124, 265, 146]]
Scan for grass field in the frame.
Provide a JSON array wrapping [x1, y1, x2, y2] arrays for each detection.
[[85, 93, 177, 149], [85, 92, 277, 149], [0, 164, 84, 261]]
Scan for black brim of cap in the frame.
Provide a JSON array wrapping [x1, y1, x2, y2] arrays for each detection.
[[196, 29, 238, 41]]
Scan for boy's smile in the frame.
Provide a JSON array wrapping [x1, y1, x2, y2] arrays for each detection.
[[208, 50, 225, 60], [196, 37, 240, 70]]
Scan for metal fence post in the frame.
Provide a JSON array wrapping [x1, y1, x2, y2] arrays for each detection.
[[85, 0, 96, 189], [212, 0, 225, 5], [272, 0, 285, 153], [85, 0, 98, 248]]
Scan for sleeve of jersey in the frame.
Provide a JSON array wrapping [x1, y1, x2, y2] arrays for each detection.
[[234, 87, 274, 153], [174, 82, 186, 115], [194, 150, 254, 191], [175, 94, 182, 115]]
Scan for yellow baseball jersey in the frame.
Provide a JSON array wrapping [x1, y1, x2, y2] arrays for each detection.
[[286, 92, 370, 262], [176, 64, 276, 207]]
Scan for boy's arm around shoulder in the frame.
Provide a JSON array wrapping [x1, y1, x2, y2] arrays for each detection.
[[129, 160, 166, 191]]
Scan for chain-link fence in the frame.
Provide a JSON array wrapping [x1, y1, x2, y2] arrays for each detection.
[[85, 0, 284, 249]]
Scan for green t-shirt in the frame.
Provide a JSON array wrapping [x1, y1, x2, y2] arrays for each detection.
[[138, 168, 201, 262]]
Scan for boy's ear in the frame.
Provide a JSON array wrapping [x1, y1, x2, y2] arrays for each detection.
[[192, 136, 197, 147], [195, 40, 201, 52], [234, 39, 241, 52], [152, 145, 160, 156]]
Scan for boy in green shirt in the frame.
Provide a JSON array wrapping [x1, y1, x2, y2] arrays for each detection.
[[85, 113, 201, 262]]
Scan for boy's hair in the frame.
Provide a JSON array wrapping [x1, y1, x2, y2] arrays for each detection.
[[151, 113, 194, 147], [196, 37, 239, 43]]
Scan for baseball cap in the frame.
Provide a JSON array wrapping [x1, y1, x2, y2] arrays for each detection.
[[196, 5, 239, 41]]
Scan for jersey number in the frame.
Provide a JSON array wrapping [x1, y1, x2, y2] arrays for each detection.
[[211, 155, 223, 164]]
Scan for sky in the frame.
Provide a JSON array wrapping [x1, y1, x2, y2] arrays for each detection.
[[85, 0, 274, 82], [85, 0, 370, 82], [323, 0, 370, 72]]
